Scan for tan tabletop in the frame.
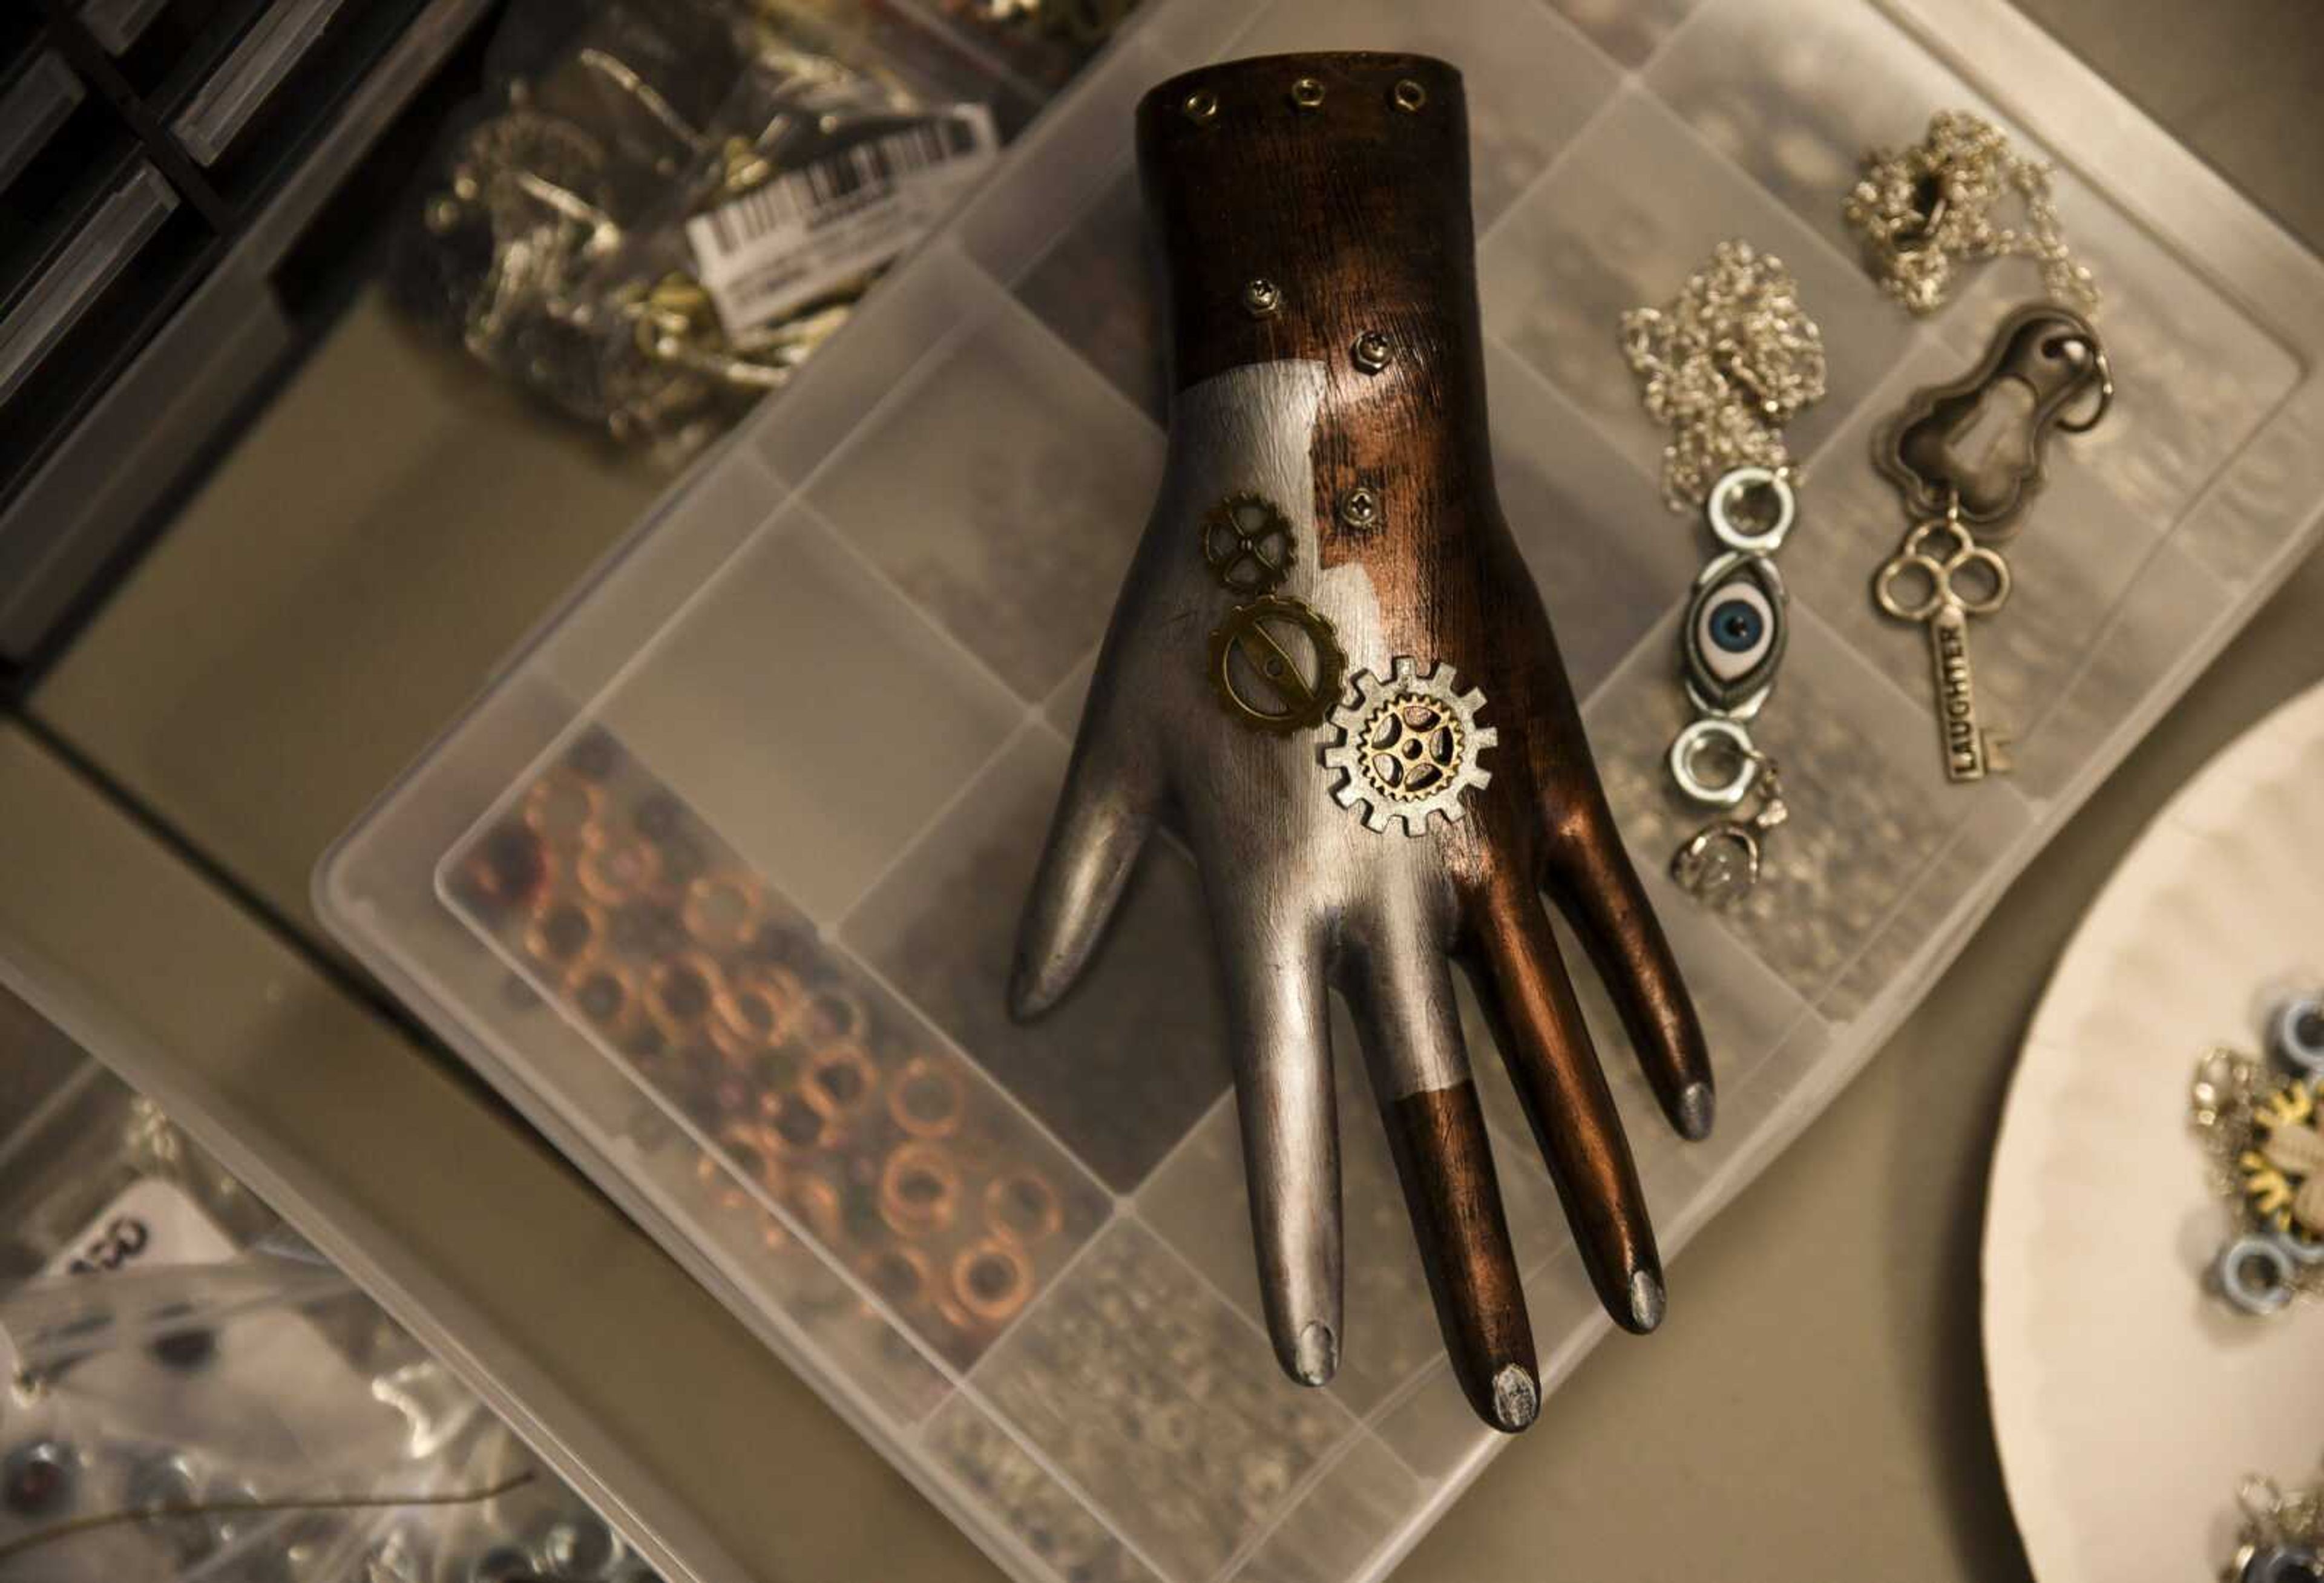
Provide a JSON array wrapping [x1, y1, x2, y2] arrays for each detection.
[[13, 4, 2324, 1580]]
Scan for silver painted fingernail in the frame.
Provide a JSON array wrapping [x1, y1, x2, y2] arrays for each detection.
[[1490, 1363, 1539, 1432], [1629, 1268, 1666, 1332], [1293, 1321, 1338, 1386], [1678, 1081, 1715, 1141]]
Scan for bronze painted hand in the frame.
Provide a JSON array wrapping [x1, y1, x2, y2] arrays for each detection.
[[1008, 53, 1712, 1431]]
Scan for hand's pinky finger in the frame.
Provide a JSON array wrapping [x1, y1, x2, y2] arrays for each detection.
[[1546, 808, 1716, 1141]]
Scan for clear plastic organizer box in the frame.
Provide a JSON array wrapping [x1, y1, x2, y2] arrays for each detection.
[[320, 1, 2324, 1579]]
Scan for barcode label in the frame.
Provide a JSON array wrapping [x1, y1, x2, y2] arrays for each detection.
[[688, 105, 999, 337]]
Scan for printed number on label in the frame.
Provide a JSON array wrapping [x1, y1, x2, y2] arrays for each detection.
[[66, 1214, 151, 1276]]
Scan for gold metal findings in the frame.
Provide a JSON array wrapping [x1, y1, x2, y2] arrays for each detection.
[[1200, 491, 1295, 593], [1321, 658, 1497, 836], [1207, 595, 1347, 733]]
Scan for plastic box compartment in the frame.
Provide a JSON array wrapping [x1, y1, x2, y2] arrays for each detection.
[[162, 0, 440, 199], [0, 48, 108, 205], [90, 0, 259, 101], [0, 995, 655, 1583], [0, 73, 140, 298], [0, 159, 215, 493], [320, 1, 2324, 1581], [78, 0, 180, 62]]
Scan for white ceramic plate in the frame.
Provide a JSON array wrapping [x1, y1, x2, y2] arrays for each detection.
[[1986, 678, 2324, 1582]]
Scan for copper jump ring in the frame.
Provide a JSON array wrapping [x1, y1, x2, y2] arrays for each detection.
[[887, 1055, 967, 1139], [681, 872, 766, 951], [879, 1142, 961, 1238]]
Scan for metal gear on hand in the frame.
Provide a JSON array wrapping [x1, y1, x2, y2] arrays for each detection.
[[1207, 595, 1345, 734], [1199, 491, 1296, 594], [1321, 658, 1497, 835]]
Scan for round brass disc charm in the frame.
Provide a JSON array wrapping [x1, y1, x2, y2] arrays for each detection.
[[1207, 596, 1345, 734]]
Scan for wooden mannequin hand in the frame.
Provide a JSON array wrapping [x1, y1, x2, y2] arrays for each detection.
[[1008, 53, 1712, 1431]]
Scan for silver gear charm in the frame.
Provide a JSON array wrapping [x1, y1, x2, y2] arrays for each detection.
[[1321, 658, 1497, 836]]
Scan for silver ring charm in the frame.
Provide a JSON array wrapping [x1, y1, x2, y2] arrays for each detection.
[[2276, 1225, 2324, 1268], [1668, 718, 1759, 808], [2218, 1234, 2296, 1316], [1707, 465, 1797, 554], [2275, 995, 2324, 1078]]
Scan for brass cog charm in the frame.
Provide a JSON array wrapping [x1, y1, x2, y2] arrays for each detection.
[[1207, 596, 1345, 734], [1321, 659, 1497, 835], [2244, 1078, 2324, 1248], [2193, 1036, 2324, 1316], [1200, 492, 1296, 594]]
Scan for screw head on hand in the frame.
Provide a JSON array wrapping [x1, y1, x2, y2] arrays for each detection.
[[1337, 486, 1382, 531]]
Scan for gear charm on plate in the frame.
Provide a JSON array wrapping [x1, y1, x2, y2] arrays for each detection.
[[2226, 1469, 2324, 1583], [1321, 658, 1496, 835], [1200, 491, 1296, 594], [1207, 595, 1345, 733], [2193, 994, 2324, 1317], [2239, 1077, 2324, 1247]]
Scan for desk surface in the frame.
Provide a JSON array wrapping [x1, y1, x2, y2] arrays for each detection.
[[17, 4, 2324, 1579]]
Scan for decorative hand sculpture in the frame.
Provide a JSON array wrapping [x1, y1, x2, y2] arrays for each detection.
[[1008, 53, 1712, 1432]]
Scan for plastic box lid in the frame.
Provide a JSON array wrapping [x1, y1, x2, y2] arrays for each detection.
[[321, 1, 2324, 1580]]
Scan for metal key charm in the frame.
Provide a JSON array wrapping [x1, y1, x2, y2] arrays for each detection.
[[1874, 511, 2012, 782]]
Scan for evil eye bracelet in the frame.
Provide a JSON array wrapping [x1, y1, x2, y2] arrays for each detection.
[[1621, 240, 1828, 906]]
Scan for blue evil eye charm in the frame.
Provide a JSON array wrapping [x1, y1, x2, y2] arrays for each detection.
[[1682, 552, 1788, 713]]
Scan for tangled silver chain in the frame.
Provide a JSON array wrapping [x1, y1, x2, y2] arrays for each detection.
[[1845, 110, 2100, 318], [1620, 239, 1828, 512]]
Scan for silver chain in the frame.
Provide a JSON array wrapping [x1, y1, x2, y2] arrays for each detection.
[[1623, 240, 1825, 907], [1845, 110, 2100, 318], [1619, 239, 1828, 513]]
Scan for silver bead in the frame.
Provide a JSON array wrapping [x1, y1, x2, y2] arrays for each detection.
[[2218, 1234, 2296, 1316], [533, 1514, 626, 1578], [1181, 88, 1218, 126], [2241, 1544, 2324, 1583], [2274, 994, 2324, 1078]]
